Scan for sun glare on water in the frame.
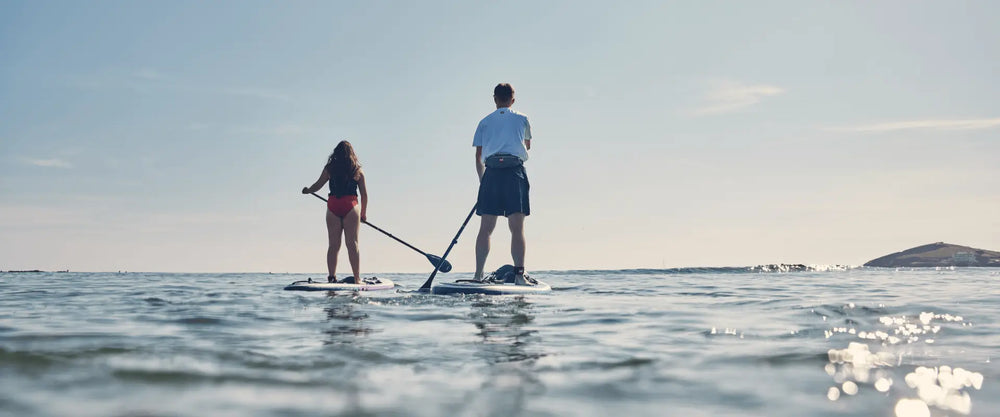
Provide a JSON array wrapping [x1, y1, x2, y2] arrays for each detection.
[[824, 309, 984, 416]]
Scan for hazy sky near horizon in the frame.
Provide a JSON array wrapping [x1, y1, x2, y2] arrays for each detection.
[[2, 1, 998, 273]]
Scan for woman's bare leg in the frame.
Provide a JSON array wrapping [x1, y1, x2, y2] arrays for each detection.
[[342, 206, 362, 282], [326, 210, 344, 281]]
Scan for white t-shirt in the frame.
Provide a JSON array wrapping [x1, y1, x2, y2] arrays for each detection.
[[472, 107, 532, 162]]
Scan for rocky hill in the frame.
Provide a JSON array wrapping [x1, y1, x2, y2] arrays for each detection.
[[865, 242, 1000, 267]]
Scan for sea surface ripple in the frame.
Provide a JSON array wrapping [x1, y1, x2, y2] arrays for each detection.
[[1, 268, 997, 417]]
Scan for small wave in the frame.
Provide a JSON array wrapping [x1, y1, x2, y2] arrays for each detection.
[[175, 317, 224, 325], [705, 327, 752, 339], [0, 348, 57, 368], [810, 303, 891, 320], [0, 346, 139, 367], [548, 317, 631, 327], [754, 352, 829, 366], [143, 297, 169, 305], [111, 368, 319, 387], [677, 291, 738, 298], [545, 264, 858, 275], [487, 351, 547, 364], [746, 264, 856, 273], [544, 357, 655, 372]]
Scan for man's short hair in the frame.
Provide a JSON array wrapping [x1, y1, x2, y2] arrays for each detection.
[[493, 83, 514, 102]]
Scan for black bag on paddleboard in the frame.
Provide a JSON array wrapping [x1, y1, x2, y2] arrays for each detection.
[[492, 264, 518, 283], [485, 153, 523, 169]]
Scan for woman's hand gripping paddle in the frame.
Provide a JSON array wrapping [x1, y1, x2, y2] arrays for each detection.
[[309, 192, 452, 272]]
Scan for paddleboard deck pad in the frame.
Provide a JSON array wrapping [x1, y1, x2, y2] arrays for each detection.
[[284, 276, 395, 292], [432, 265, 551, 295]]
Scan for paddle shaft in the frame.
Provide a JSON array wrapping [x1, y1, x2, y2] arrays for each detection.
[[364, 221, 428, 256], [309, 192, 428, 255], [419, 203, 477, 292], [308, 192, 454, 273]]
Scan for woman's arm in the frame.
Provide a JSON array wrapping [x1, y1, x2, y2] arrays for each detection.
[[357, 170, 368, 221], [302, 168, 330, 194]]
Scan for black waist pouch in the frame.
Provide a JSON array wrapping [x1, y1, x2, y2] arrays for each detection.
[[485, 153, 523, 169]]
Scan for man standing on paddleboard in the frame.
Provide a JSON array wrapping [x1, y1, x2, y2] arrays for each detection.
[[472, 83, 533, 285]]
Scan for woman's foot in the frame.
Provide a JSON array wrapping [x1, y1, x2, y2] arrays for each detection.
[[339, 276, 357, 284], [327, 276, 336, 283]]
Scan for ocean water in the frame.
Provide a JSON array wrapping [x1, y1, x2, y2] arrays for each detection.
[[1, 267, 997, 417]]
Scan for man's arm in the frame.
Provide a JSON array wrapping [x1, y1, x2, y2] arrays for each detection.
[[475, 146, 484, 180], [524, 117, 532, 151]]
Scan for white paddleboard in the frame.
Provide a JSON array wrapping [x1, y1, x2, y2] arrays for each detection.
[[284, 277, 395, 292], [431, 280, 552, 295], [431, 265, 551, 295]]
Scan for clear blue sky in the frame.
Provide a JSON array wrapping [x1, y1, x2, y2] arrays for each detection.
[[2, 1, 998, 272]]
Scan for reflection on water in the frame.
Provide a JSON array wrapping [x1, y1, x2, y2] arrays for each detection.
[[463, 296, 547, 416], [470, 296, 546, 364], [319, 292, 376, 415], [323, 293, 377, 343]]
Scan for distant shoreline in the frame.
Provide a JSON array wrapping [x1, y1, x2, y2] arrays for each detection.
[[5, 250, 1000, 275], [864, 242, 1000, 268]]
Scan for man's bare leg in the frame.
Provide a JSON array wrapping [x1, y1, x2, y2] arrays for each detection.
[[508, 213, 527, 284], [474, 215, 498, 280]]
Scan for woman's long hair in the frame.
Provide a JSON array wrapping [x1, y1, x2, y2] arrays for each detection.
[[326, 140, 362, 186]]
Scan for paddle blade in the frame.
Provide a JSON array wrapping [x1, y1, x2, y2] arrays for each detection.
[[426, 254, 452, 273]]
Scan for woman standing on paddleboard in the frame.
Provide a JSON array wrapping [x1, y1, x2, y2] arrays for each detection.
[[302, 140, 369, 283]]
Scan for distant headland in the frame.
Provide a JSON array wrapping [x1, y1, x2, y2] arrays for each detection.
[[865, 242, 1000, 268]]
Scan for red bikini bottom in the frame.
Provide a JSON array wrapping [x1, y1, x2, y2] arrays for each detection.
[[327, 195, 358, 218]]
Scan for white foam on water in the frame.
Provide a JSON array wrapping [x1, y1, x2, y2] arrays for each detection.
[[808, 264, 858, 272], [708, 327, 743, 338]]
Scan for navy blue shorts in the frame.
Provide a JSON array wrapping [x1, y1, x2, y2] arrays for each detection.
[[476, 165, 530, 216]]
